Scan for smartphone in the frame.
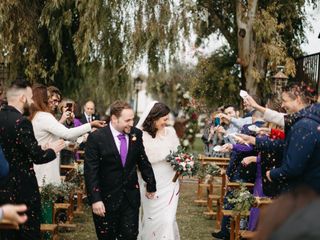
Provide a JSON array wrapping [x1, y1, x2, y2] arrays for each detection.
[[214, 117, 220, 126], [66, 103, 73, 112]]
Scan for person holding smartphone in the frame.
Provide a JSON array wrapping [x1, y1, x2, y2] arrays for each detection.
[[30, 84, 106, 186], [58, 99, 75, 126], [201, 111, 224, 156]]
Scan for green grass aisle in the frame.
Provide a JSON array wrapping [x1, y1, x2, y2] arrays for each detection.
[[59, 181, 214, 240], [59, 138, 213, 239], [177, 181, 215, 240]]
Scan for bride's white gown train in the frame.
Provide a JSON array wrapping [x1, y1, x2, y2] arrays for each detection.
[[138, 126, 180, 240]]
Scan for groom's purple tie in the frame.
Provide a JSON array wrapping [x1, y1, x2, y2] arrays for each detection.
[[117, 133, 127, 166]]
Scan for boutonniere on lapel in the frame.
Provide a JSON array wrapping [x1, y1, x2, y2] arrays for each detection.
[[131, 133, 137, 142]]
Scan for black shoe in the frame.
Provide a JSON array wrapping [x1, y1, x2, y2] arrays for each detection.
[[211, 231, 224, 239], [211, 231, 230, 240]]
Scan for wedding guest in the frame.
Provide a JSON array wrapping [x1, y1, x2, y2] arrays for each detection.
[[254, 186, 320, 240], [58, 99, 78, 165], [58, 98, 76, 126], [73, 101, 83, 127], [266, 83, 320, 192], [238, 82, 319, 193], [0, 79, 65, 240], [80, 100, 99, 124], [47, 85, 61, 115], [216, 105, 252, 145], [201, 111, 224, 157], [30, 84, 105, 186]]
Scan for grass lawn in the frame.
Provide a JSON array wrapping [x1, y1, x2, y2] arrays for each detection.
[[59, 181, 214, 240]]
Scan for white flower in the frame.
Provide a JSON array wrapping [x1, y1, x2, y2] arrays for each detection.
[[180, 162, 186, 168], [183, 91, 191, 99], [183, 139, 190, 146]]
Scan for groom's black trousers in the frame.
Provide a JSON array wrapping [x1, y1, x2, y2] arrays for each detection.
[[92, 197, 139, 240]]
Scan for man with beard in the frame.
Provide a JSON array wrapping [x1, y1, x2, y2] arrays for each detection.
[[0, 79, 65, 240], [85, 100, 156, 240]]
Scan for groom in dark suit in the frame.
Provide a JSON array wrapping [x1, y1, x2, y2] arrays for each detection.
[[84, 100, 156, 240]]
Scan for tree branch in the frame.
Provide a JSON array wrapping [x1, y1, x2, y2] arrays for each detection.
[[209, 9, 235, 46]]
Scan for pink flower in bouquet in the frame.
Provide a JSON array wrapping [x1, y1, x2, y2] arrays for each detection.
[[188, 161, 194, 167]]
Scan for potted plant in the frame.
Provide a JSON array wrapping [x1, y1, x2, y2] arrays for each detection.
[[40, 182, 59, 224]]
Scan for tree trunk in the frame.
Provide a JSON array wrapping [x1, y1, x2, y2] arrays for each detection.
[[236, 0, 258, 95]]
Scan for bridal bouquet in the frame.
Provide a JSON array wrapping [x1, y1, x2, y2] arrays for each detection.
[[166, 146, 199, 182]]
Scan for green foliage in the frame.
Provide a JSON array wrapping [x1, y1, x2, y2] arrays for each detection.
[[190, 46, 241, 107], [40, 181, 76, 203], [227, 183, 255, 213], [146, 64, 195, 110], [40, 183, 59, 203], [197, 163, 221, 179], [1, 0, 318, 110]]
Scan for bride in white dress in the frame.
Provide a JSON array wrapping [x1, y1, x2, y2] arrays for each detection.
[[137, 101, 180, 240]]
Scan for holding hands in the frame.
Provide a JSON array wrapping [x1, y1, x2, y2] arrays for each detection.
[[145, 192, 156, 200]]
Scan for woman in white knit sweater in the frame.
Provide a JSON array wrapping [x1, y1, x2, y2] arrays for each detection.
[[30, 84, 105, 186]]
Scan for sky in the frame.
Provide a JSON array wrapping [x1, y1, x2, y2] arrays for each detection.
[[134, 5, 320, 76], [301, 5, 320, 54]]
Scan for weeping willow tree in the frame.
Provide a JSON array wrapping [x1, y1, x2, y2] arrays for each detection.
[[0, 0, 318, 109], [0, 0, 193, 109]]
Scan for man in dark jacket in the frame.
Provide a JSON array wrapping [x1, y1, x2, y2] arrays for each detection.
[[267, 84, 320, 192], [80, 100, 100, 124], [85, 100, 156, 240], [0, 79, 64, 240], [268, 103, 320, 192]]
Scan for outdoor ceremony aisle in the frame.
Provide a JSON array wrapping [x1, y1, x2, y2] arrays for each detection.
[[59, 180, 213, 240]]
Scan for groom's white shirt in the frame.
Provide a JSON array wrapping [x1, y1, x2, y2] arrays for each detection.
[[109, 123, 129, 153]]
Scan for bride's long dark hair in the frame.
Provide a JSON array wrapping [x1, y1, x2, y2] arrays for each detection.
[[142, 102, 170, 138]]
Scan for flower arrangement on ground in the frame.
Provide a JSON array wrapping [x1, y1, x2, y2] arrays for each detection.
[[166, 146, 199, 182]]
